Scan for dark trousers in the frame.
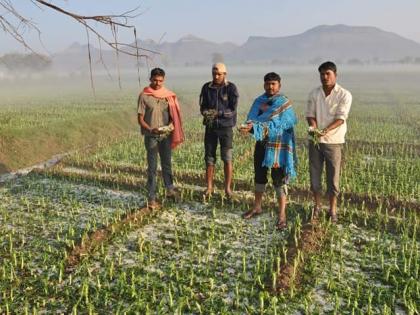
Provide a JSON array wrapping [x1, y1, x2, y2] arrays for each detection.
[[254, 141, 287, 196], [204, 127, 233, 165], [144, 135, 174, 201]]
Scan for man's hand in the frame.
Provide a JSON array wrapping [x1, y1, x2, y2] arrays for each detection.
[[308, 126, 326, 136], [203, 109, 218, 127], [239, 123, 252, 135], [151, 128, 162, 135], [318, 128, 328, 136], [203, 109, 218, 119]]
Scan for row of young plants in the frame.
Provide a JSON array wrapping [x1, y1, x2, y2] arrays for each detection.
[[0, 166, 300, 313], [0, 92, 137, 133], [59, 200, 299, 314], [1, 152, 418, 313], [0, 174, 145, 313], [62, 116, 419, 203], [306, 205, 419, 314]]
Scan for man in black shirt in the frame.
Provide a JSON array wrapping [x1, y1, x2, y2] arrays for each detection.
[[199, 63, 239, 198]]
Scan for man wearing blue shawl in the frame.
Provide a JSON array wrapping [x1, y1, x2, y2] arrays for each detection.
[[240, 72, 297, 230]]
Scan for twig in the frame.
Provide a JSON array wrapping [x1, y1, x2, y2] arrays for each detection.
[[134, 27, 141, 88], [1, 0, 160, 89], [111, 23, 122, 90], [85, 26, 96, 96]]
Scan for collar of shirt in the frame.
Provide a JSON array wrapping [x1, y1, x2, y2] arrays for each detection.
[[322, 83, 341, 97], [209, 80, 229, 88]]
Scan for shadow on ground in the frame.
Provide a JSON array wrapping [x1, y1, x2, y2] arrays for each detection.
[[0, 162, 10, 174]]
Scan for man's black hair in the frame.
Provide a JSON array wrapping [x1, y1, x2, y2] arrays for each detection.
[[150, 67, 165, 77], [318, 61, 337, 73], [264, 72, 281, 82]]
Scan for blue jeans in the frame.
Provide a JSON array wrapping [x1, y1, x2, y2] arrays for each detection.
[[144, 135, 174, 201]]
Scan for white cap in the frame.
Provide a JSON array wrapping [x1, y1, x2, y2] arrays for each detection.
[[212, 63, 227, 73]]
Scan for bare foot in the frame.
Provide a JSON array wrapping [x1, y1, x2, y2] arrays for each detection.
[[242, 208, 262, 219], [225, 190, 233, 199], [203, 189, 214, 197]]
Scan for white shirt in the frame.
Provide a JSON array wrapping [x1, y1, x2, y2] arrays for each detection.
[[306, 83, 352, 144]]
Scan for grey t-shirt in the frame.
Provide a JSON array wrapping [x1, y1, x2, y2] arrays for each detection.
[[138, 93, 170, 135]]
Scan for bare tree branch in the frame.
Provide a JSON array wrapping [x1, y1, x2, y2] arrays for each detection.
[[0, 0, 41, 53], [1, 0, 159, 58], [85, 25, 95, 95], [134, 27, 141, 88], [1, 0, 160, 92]]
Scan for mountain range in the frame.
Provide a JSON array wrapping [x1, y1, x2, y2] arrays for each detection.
[[52, 24, 420, 71]]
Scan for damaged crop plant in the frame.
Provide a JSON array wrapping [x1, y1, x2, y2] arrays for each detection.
[[0, 70, 419, 314]]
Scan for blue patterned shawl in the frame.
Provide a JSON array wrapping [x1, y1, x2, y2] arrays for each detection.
[[247, 93, 298, 178]]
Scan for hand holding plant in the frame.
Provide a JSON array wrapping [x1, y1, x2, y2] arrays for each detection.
[[203, 109, 218, 127], [156, 123, 174, 139], [308, 126, 324, 147], [238, 122, 252, 135]]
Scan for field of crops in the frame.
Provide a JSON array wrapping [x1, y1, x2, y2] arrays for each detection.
[[0, 66, 419, 314]]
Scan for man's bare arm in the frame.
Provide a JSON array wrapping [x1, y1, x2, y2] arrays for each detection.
[[306, 117, 317, 128], [306, 117, 344, 135], [321, 119, 344, 135]]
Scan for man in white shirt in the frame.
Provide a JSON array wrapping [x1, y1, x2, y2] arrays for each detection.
[[306, 61, 352, 223]]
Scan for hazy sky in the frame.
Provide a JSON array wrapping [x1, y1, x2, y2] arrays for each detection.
[[1, 0, 419, 54]]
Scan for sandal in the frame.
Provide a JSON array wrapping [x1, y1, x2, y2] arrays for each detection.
[[276, 220, 287, 231], [242, 208, 262, 219], [147, 200, 160, 210]]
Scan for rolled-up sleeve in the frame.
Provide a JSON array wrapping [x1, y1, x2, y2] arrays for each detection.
[[305, 91, 316, 118], [137, 94, 146, 115], [335, 91, 352, 120]]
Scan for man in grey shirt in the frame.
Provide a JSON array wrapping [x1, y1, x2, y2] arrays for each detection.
[[306, 61, 352, 223], [138, 68, 184, 208]]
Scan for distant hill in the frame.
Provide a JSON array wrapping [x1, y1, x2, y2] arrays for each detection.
[[227, 24, 420, 64], [50, 25, 420, 70], [143, 35, 237, 65], [51, 35, 237, 71], [52, 42, 107, 74]]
